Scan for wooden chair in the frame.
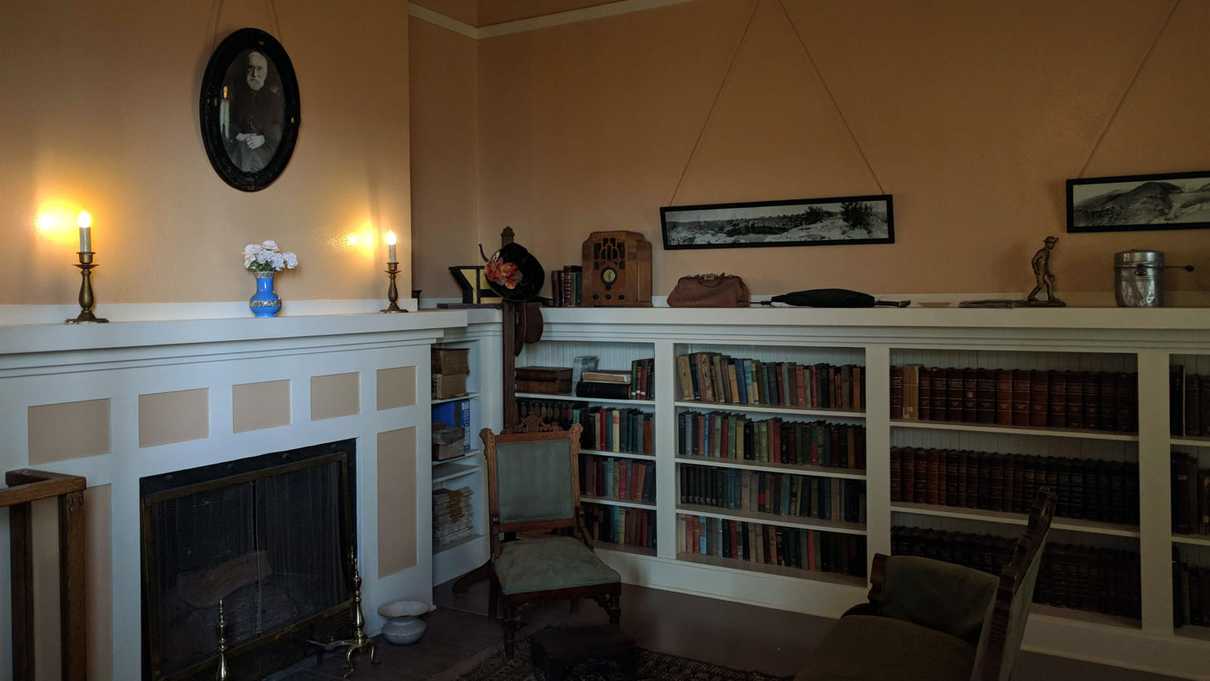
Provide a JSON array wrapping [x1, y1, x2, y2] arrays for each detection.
[[481, 416, 621, 657], [797, 490, 1056, 681]]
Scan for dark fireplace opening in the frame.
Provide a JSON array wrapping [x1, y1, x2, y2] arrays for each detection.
[[140, 440, 357, 681]]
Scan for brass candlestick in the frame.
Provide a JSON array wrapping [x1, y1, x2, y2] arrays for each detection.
[[215, 599, 229, 681], [382, 262, 406, 313], [66, 251, 108, 324]]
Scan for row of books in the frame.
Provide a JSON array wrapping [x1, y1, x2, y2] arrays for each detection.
[[580, 456, 656, 503], [677, 353, 866, 411], [679, 464, 866, 525], [550, 265, 583, 307], [1171, 368, 1210, 437], [677, 412, 866, 470], [1174, 550, 1210, 628], [891, 448, 1139, 524], [517, 400, 654, 455], [581, 505, 655, 550], [891, 366, 1138, 433], [573, 362, 656, 401], [1172, 452, 1210, 536], [892, 527, 1141, 619], [432, 486, 474, 549], [678, 515, 867, 578]]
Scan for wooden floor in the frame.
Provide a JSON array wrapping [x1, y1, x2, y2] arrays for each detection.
[[277, 580, 1177, 680]]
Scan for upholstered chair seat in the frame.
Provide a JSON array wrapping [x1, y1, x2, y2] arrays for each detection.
[[796, 614, 976, 681], [495, 535, 620, 596]]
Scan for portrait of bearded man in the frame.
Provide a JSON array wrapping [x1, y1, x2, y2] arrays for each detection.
[[222, 49, 284, 173]]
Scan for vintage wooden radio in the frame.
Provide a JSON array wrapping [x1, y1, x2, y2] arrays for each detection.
[[581, 231, 652, 307]]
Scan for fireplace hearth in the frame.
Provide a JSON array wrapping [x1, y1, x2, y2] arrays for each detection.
[[140, 440, 357, 681]]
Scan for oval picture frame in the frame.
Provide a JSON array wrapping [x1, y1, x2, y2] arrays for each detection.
[[199, 28, 301, 192]]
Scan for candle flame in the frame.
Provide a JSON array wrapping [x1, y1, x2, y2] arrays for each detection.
[[385, 231, 397, 246], [76, 210, 92, 229]]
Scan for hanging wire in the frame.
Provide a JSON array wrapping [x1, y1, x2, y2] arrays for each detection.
[[1076, 0, 1181, 178]]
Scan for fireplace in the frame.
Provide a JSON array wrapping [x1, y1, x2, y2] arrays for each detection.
[[140, 440, 357, 681]]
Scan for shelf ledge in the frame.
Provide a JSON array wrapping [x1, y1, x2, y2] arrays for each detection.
[[891, 419, 1138, 442], [891, 502, 1140, 538], [675, 400, 865, 419], [675, 456, 865, 480], [677, 504, 866, 536]]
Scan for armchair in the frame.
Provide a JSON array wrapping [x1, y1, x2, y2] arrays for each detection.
[[481, 416, 622, 657], [798, 490, 1056, 681]]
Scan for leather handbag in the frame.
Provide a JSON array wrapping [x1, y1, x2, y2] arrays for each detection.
[[667, 274, 751, 308]]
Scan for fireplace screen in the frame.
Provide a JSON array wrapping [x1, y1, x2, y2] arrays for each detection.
[[140, 441, 355, 680]]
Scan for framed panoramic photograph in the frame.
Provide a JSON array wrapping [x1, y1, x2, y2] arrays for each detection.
[[660, 195, 894, 250], [1067, 171, 1210, 234], [199, 28, 301, 192]]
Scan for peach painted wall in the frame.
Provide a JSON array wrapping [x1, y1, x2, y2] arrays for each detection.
[[409, 16, 482, 299], [1, 0, 411, 305], [477, 0, 624, 26], [463, 0, 1210, 297]]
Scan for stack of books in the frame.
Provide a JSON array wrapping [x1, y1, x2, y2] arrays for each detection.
[[678, 515, 866, 578], [516, 366, 573, 395], [893, 526, 1141, 619], [582, 505, 655, 551], [1172, 452, 1210, 535], [1173, 549, 1210, 628], [550, 266, 583, 307], [678, 353, 865, 411], [573, 360, 655, 400], [891, 448, 1138, 524], [679, 464, 866, 525], [516, 400, 654, 454], [580, 455, 655, 503], [890, 366, 1138, 432], [432, 486, 474, 549], [1171, 367, 1210, 437], [677, 412, 865, 470]]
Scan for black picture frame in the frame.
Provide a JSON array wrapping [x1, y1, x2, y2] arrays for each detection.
[[1067, 170, 1210, 234], [199, 28, 301, 192], [660, 194, 894, 250]]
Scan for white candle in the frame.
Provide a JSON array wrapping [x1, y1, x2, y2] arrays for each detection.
[[386, 231, 398, 264], [77, 211, 92, 252]]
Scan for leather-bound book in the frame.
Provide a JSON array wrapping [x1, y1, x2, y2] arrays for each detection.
[[917, 367, 931, 421], [914, 448, 929, 504], [1030, 370, 1050, 427], [996, 370, 1013, 425], [927, 449, 942, 505], [1201, 375, 1210, 439], [1173, 454, 1198, 535], [1096, 372, 1116, 432], [855, 426, 866, 470], [1021, 457, 1037, 513], [1117, 373, 1136, 433], [1003, 454, 1018, 513], [1200, 471, 1210, 535], [901, 447, 916, 503], [1095, 461, 1113, 524], [988, 454, 1005, 511], [1188, 372, 1202, 437], [1082, 463, 1099, 522], [963, 369, 978, 422], [1067, 459, 1085, 520], [1083, 373, 1101, 431], [890, 447, 902, 501], [965, 450, 979, 508], [1056, 458, 1072, 518], [948, 369, 966, 422], [890, 366, 904, 419], [1067, 371, 1086, 430], [1012, 370, 1031, 426], [932, 368, 949, 421], [977, 369, 997, 423], [955, 451, 969, 508], [1171, 366, 1186, 436], [976, 452, 991, 509], [1049, 371, 1068, 428], [946, 451, 960, 506]]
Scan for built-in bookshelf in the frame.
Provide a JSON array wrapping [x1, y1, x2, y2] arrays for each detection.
[[1172, 355, 1210, 639], [477, 309, 1210, 678]]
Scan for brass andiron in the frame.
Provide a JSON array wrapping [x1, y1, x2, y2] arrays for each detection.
[[67, 251, 109, 324], [215, 599, 229, 681], [308, 551, 379, 677], [382, 262, 406, 313]]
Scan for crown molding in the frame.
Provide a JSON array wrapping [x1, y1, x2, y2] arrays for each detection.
[[409, 0, 696, 40]]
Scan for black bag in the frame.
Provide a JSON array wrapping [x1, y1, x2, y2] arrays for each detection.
[[764, 288, 910, 308]]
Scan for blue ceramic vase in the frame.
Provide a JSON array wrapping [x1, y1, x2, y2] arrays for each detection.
[[249, 271, 281, 317]]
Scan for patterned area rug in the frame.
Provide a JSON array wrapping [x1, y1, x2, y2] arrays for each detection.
[[458, 643, 789, 681]]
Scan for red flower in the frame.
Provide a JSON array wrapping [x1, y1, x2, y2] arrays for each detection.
[[485, 255, 521, 289]]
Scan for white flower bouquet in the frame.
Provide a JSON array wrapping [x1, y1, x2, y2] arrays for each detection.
[[243, 240, 299, 273]]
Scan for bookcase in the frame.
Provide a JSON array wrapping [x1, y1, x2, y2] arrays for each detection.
[[1170, 354, 1210, 642], [488, 307, 1210, 678], [431, 320, 503, 586], [516, 340, 659, 556]]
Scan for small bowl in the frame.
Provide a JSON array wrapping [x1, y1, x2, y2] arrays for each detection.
[[378, 600, 435, 645]]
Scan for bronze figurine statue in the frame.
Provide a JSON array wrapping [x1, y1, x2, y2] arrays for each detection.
[[1024, 236, 1065, 307]]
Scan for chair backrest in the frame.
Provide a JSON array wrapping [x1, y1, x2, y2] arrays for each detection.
[[969, 490, 1057, 681], [481, 416, 583, 553]]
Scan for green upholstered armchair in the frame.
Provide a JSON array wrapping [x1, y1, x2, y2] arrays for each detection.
[[797, 491, 1055, 681], [481, 417, 621, 657]]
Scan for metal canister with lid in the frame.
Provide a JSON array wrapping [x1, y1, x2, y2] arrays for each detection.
[[1114, 250, 1195, 307]]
